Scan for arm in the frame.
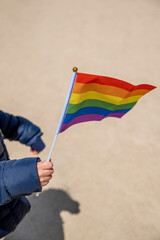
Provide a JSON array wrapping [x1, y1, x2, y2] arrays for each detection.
[[0, 110, 45, 152], [0, 158, 54, 206], [0, 157, 41, 206]]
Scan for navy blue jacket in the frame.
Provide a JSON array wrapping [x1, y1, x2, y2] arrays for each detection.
[[0, 110, 45, 238]]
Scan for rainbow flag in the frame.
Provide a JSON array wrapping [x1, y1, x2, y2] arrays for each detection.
[[59, 72, 156, 133]]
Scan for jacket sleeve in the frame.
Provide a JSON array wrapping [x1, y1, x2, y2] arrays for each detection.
[[0, 110, 45, 152], [0, 157, 42, 206]]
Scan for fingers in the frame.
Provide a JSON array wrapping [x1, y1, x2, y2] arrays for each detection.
[[39, 169, 54, 177], [39, 175, 53, 187], [41, 181, 49, 187], [41, 182, 47, 187], [38, 161, 53, 169], [30, 149, 39, 155], [37, 160, 54, 188]]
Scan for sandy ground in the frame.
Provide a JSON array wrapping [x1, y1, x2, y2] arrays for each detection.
[[0, 0, 160, 239]]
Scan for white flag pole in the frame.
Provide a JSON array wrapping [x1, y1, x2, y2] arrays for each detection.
[[47, 67, 78, 161]]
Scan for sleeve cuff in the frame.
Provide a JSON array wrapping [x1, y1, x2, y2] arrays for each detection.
[[2, 157, 42, 203], [31, 137, 45, 152]]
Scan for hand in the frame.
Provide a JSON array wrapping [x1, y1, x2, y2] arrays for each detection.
[[30, 148, 39, 155], [37, 160, 54, 187]]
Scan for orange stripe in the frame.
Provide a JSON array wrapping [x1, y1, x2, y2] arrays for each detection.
[[129, 89, 149, 97], [73, 82, 149, 98]]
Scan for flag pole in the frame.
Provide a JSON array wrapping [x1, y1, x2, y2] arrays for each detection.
[[47, 67, 78, 161]]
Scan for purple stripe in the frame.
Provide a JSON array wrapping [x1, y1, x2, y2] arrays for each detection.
[[107, 112, 125, 118], [60, 112, 126, 133]]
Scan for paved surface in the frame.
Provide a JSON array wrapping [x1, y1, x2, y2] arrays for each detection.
[[0, 0, 160, 239]]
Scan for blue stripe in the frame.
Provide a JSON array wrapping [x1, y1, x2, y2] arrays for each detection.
[[63, 107, 131, 124]]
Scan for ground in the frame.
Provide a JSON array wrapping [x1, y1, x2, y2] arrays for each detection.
[[0, 0, 160, 239]]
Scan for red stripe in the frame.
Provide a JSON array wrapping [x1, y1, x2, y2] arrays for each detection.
[[76, 73, 156, 91]]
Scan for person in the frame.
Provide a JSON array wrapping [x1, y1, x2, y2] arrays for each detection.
[[0, 110, 54, 238]]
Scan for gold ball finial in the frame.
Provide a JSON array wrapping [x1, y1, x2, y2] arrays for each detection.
[[73, 67, 78, 72]]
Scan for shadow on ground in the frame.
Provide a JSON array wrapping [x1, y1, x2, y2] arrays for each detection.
[[6, 189, 80, 240]]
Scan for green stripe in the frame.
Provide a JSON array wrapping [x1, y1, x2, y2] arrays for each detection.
[[67, 99, 137, 114]]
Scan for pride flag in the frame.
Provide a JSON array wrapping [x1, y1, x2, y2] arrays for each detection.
[[59, 72, 156, 133]]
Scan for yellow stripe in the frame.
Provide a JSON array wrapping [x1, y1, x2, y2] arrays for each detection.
[[70, 91, 143, 105]]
